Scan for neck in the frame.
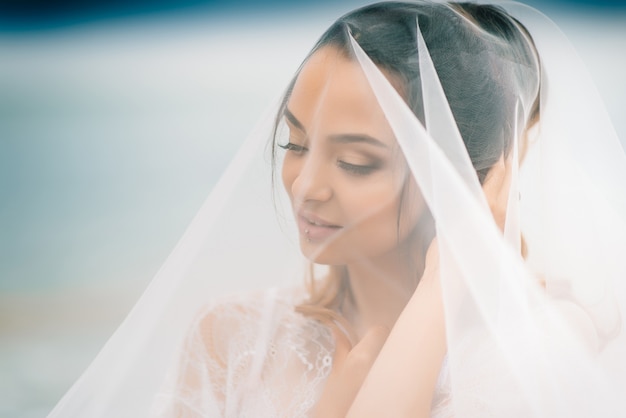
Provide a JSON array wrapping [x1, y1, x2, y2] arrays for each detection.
[[340, 239, 427, 343]]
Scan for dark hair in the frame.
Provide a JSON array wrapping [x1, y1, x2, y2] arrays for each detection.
[[272, 0, 540, 183]]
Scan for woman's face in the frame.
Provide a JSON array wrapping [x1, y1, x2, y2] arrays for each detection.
[[281, 46, 424, 265]]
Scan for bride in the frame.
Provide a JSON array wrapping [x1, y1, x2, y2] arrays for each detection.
[[49, 1, 626, 417]]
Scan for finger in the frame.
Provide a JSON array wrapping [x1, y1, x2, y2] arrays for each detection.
[[312, 326, 389, 418], [353, 325, 389, 354], [343, 325, 390, 383], [424, 236, 439, 265], [333, 326, 390, 412], [330, 324, 352, 370]]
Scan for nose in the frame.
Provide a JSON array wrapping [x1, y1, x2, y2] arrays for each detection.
[[290, 156, 333, 204]]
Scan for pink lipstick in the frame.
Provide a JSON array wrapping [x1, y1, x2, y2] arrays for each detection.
[[297, 212, 342, 241]]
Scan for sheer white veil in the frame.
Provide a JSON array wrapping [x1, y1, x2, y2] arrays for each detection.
[[48, 1, 626, 417]]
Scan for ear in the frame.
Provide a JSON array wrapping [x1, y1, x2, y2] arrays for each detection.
[[481, 153, 512, 231]]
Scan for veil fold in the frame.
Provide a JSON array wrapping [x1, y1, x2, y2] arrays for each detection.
[[48, 2, 626, 417]]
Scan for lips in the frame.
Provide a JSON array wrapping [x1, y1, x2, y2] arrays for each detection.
[[297, 212, 342, 241]]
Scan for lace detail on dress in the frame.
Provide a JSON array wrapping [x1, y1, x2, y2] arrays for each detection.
[[151, 287, 453, 417], [151, 288, 335, 418]]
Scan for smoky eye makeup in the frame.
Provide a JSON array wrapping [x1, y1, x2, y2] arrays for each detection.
[[337, 159, 382, 176], [278, 107, 394, 174], [335, 148, 387, 176]]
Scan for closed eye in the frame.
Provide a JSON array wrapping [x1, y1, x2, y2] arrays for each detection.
[[338, 160, 378, 176], [278, 142, 308, 154]]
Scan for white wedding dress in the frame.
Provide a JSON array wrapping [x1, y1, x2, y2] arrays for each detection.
[[151, 287, 454, 418]]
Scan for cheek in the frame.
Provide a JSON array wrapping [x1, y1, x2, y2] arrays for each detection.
[[342, 181, 407, 248], [350, 179, 424, 249], [397, 179, 425, 238]]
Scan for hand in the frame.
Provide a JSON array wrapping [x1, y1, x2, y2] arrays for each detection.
[[420, 153, 513, 288], [312, 326, 389, 418], [419, 236, 441, 287], [345, 258, 446, 418]]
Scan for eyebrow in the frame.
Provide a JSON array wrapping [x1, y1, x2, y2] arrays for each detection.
[[328, 134, 388, 149], [284, 107, 388, 149], [284, 108, 306, 133]]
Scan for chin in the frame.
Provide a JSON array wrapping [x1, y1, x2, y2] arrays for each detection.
[[298, 235, 393, 266], [298, 236, 350, 266], [300, 240, 334, 265]]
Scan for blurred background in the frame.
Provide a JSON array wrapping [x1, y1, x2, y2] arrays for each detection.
[[0, 0, 624, 416]]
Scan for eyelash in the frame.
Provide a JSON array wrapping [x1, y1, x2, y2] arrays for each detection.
[[278, 142, 307, 154], [337, 161, 377, 176], [278, 142, 378, 176]]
